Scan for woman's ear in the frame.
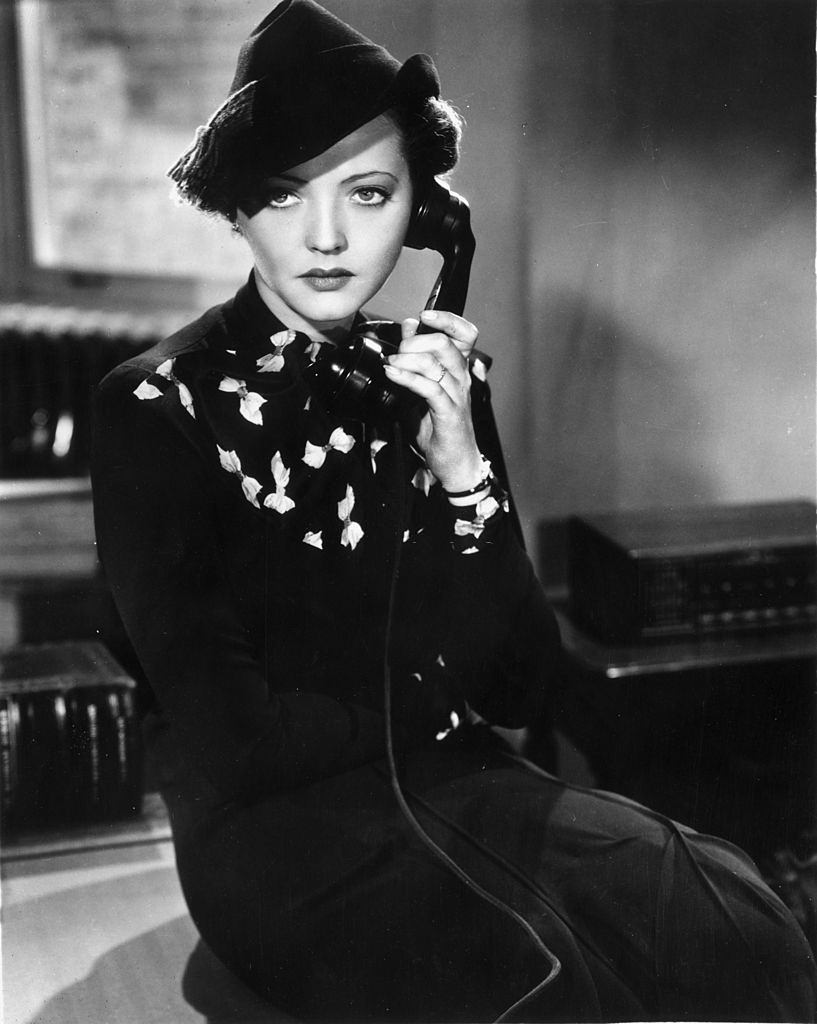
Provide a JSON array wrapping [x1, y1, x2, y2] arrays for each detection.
[[231, 209, 246, 236]]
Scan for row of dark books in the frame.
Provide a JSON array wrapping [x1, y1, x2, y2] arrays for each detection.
[[0, 641, 143, 831]]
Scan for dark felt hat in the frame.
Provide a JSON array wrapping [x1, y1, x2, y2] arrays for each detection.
[[168, 0, 440, 218]]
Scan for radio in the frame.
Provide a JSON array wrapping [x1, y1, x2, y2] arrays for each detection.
[[567, 500, 817, 643]]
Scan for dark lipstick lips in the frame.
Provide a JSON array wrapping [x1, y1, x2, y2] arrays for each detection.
[[300, 268, 353, 278]]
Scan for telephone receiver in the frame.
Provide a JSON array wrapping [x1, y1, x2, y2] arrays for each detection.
[[310, 179, 476, 425]]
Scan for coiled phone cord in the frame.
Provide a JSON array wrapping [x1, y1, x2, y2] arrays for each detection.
[[383, 423, 561, 1023]]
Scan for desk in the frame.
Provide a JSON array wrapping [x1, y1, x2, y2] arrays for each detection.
[[550, 603, 817, 863]]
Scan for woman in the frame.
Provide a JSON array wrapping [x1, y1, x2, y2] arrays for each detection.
[[91, 2, 816, 1020]]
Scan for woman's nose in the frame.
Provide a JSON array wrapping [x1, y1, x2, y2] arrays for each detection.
[[305, 200, 347, 255]]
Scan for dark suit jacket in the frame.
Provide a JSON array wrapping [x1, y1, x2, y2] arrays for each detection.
[[90, 274, 814, 1023]]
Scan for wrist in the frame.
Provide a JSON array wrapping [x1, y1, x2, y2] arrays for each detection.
[[442, 454, 493, 505], [447, 487, 491, 508]]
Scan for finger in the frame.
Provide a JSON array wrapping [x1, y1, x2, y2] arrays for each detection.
[[396, 333, 470, 382], [401, 316, 420, 341], [388, 349, 468, 389], [418, 309, 478, 352], [383, 362, 457, 407]]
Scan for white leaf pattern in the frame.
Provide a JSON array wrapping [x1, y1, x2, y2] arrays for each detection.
[[134, 380, 163, 401], [303, 427, 355, 468], [453, 495, 501, 541], [453, 519, 483, 539], [471, 357, 488, 382], [134, 358, 196, 417], [242, 476, 263, 507], [263, 451, 295, 513], [264, 489, 295, 513], [303, 530, 323, 549], [256, 352, 285, 373], [338, 483, 364, 549], [217, 445, 241, 474], [436, 710, 462, 742], [270, 450, 291, 488], [219, 376, 267, 425], [476, 495, 500, 520], [177, 381, 196, 418], [302, 441, 325, 469], [256, 329, 295, 373], [337, 484, 354, 522], [369, 438, 387, 472], [342, 521, 364, 549], [216, 445, 262, 508], [411, 467, 437, 495], [328, 426, 355, 454]]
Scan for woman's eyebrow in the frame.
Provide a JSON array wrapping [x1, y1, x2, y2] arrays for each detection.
[[342, 170, 399, 184]]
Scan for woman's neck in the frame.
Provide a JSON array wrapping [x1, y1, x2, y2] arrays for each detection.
[[253, 268, 354, 345]]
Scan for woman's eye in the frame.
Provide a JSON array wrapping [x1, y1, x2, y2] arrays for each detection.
[[352, 187, 389, 206], [268, 190, 297, 208]]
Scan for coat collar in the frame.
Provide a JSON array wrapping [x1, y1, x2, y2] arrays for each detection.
[[224, 271, 294, 348]]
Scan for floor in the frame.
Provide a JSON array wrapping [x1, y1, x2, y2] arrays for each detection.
[[1, 795, 292, 1024]]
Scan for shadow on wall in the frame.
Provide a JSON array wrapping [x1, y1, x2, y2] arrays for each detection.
[[534, 286, 717, 518]]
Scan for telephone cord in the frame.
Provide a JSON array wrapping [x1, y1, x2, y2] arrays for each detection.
[[383, 424, 561, 1022]]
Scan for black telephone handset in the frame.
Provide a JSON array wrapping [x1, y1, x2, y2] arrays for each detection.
[[310, 180, 475, 425]]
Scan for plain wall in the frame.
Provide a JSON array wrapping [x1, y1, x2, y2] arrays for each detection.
[[522, 0, 816, 534]]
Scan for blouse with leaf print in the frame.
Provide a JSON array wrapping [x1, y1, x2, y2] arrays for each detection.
[[91, 273, 560, 808]]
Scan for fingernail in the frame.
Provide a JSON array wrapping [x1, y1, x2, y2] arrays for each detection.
[[420, 309, 438, 320]]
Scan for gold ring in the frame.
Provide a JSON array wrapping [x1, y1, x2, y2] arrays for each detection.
[[434, 364, 448, 384]]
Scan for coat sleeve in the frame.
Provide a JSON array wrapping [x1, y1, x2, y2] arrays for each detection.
[[92, 363, 391, 802], [433, 370, 562, 729]]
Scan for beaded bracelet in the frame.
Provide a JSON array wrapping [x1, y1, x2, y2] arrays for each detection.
[[442, 457, 494, 499]]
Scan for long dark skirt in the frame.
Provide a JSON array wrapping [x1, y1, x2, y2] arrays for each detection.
[[163, 726, 816, 1022]]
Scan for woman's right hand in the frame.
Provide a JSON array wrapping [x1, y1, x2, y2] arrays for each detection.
[[383, 309, 486, 494]]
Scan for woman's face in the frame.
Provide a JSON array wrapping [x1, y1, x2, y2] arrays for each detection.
[[236, 114, 412, 338]]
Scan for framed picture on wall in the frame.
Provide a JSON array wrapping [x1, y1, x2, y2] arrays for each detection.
[[14, 0, 252, 286]]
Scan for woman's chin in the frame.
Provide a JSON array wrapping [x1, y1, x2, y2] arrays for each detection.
[[293, 291, 370, 330]]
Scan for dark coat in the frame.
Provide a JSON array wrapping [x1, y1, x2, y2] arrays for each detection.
[[91, 275, 816, 1022]]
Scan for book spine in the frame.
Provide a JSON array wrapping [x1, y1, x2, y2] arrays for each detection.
[[0, 696, 18, 820], [0, 683, 141, 829]]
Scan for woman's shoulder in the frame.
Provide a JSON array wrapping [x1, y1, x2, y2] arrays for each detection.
[[98, 304, 226, 393], [92, 307, 235, 450]]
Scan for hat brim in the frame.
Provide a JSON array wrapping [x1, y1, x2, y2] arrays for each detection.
[[168, 36, 440, 220]]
